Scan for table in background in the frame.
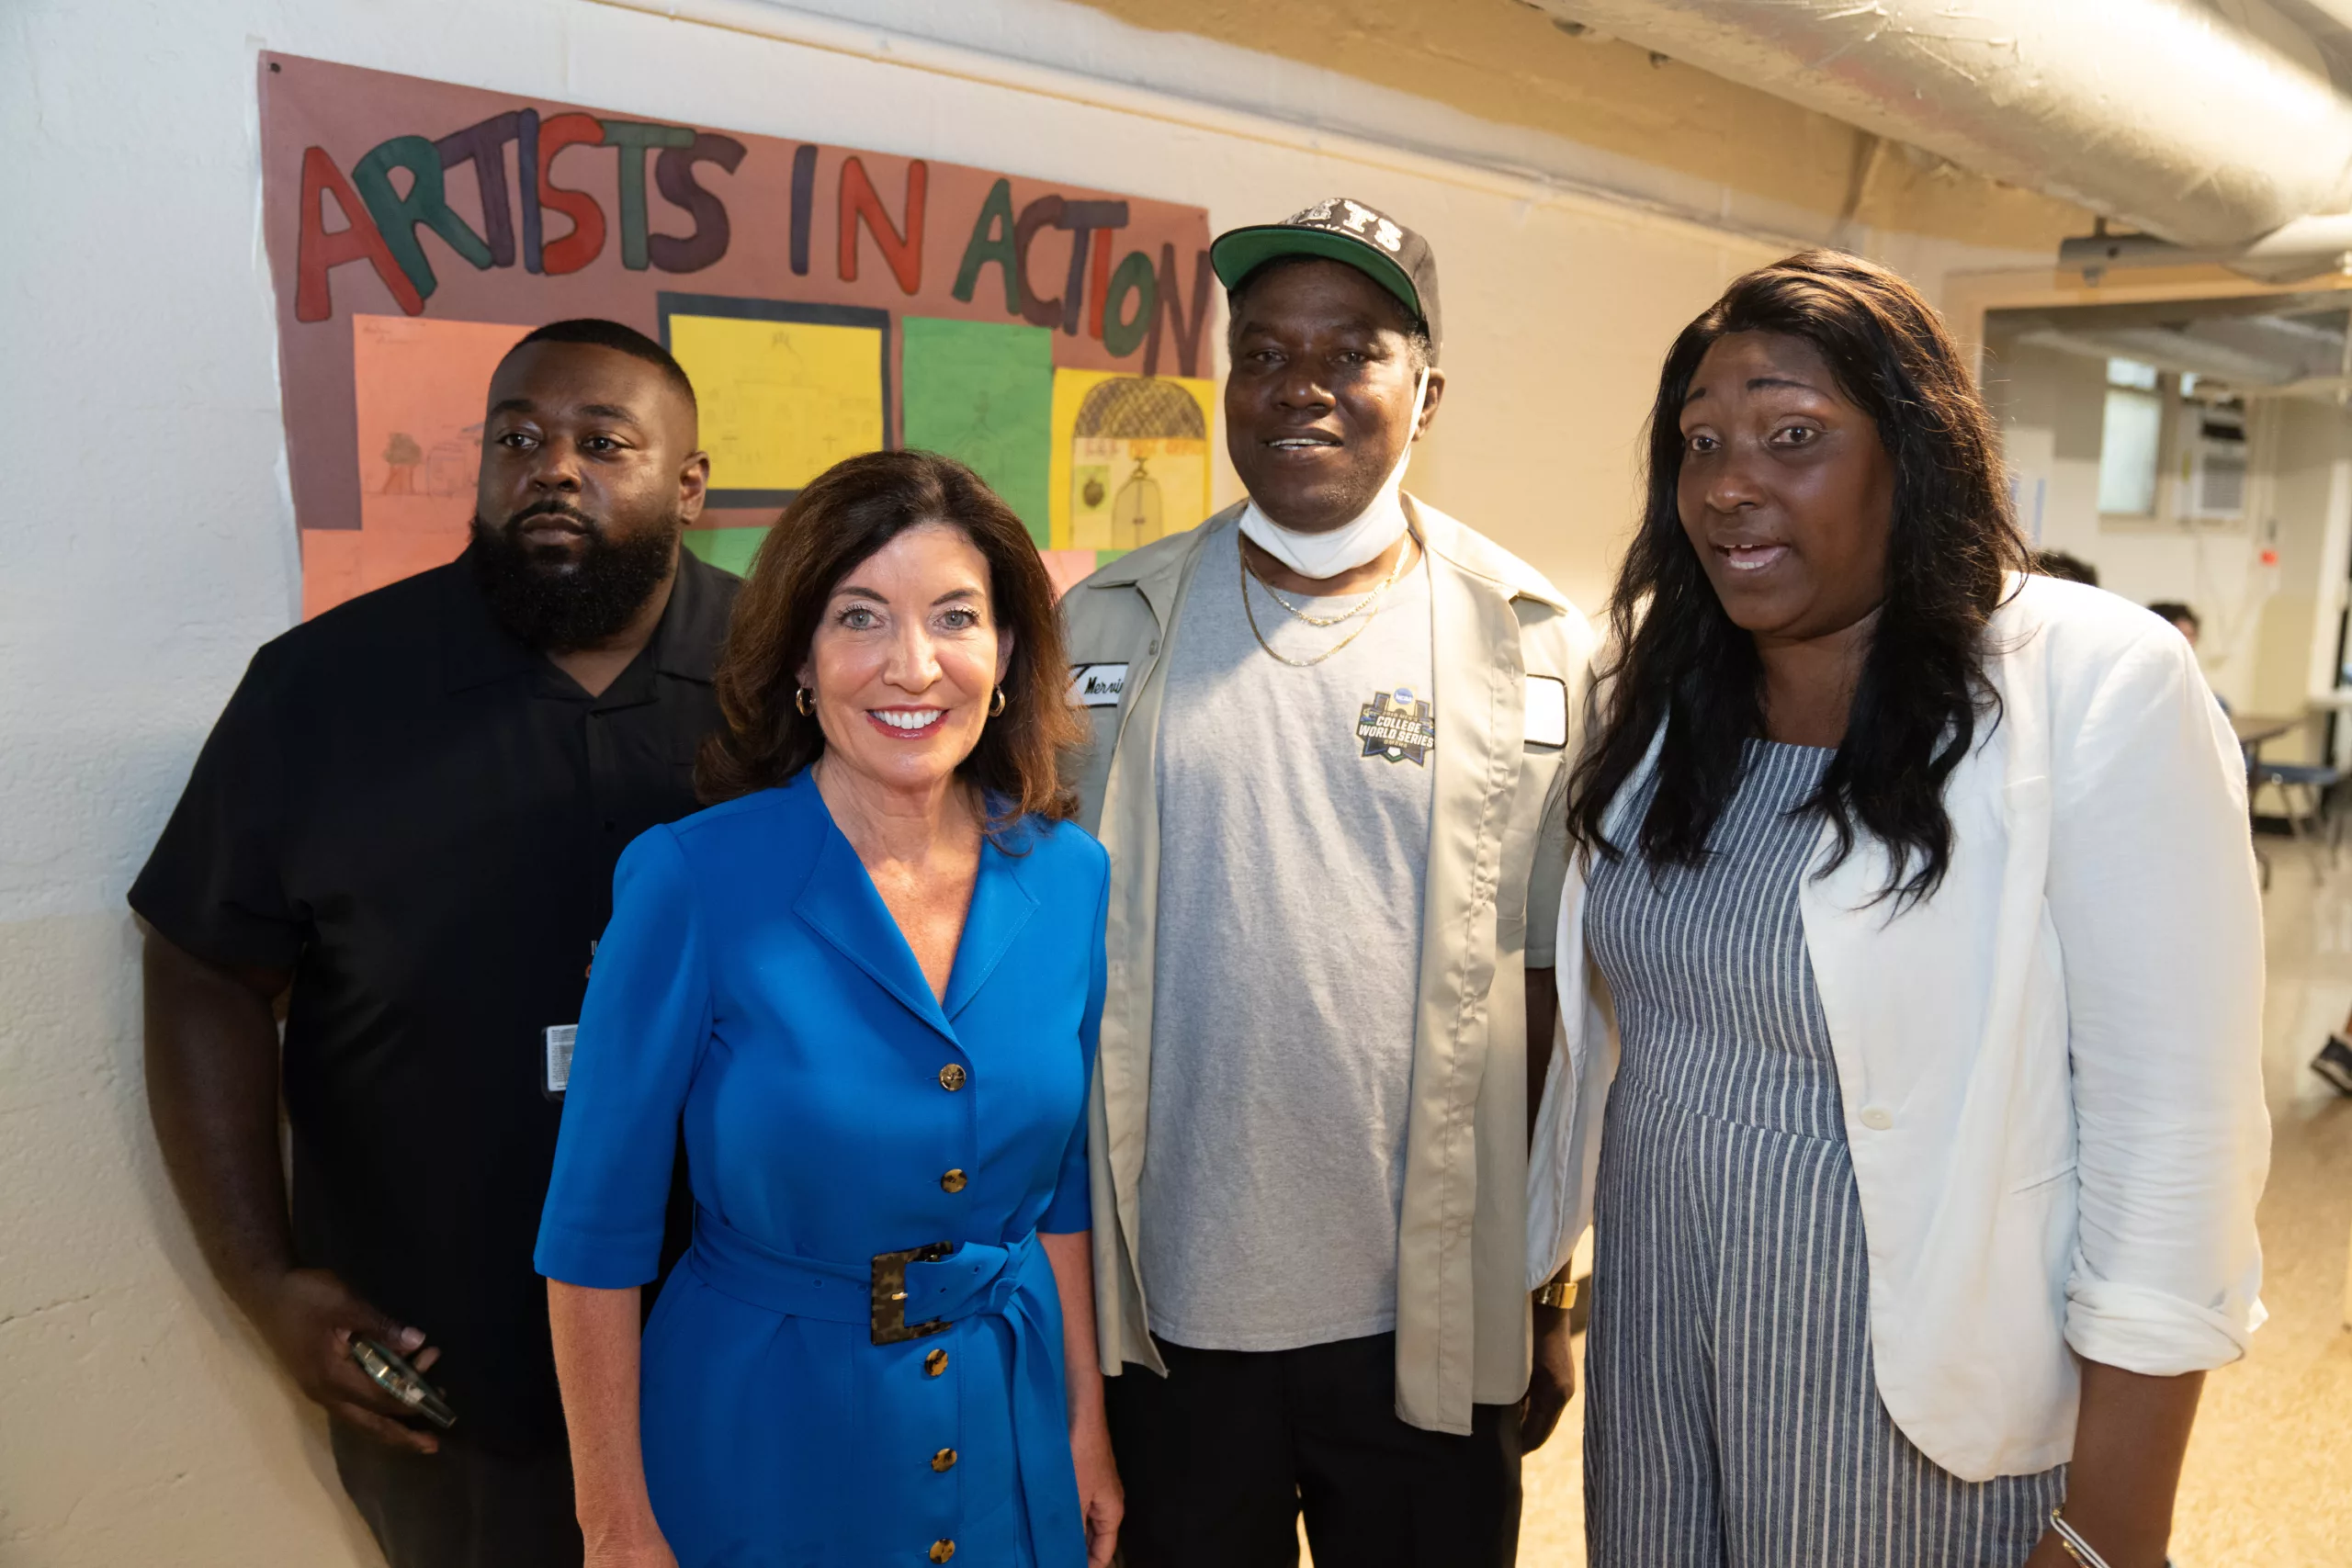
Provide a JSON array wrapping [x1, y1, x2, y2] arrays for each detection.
[[2232, 714, 2300, 753]]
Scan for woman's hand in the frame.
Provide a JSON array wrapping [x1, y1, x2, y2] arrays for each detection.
[[582, 1527, 678, 1568], [2019, 1359, 2204, 1568], [548, 1283, 674, 1568], [1069, 1416, 1125, 1568], [1041, 1231, 1122, 1567]]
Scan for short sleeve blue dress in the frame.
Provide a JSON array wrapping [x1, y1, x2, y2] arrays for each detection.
[[535, 774, 1108, 1568]]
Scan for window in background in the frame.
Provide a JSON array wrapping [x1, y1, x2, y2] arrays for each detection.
[[2099, 358, 2163, 516]]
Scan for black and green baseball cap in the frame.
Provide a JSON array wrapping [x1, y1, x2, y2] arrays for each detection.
[[1210, 197, 1442, 359]]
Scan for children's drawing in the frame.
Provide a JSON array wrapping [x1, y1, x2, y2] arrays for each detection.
[[1050, 370, 1216, 552]]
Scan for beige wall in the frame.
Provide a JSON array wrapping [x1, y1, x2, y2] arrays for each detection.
[[1982, 336, 2352, 728], [2255, 404, 2352, 735]]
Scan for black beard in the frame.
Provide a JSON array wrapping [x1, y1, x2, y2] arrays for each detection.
[[468, 503, 680, 652]]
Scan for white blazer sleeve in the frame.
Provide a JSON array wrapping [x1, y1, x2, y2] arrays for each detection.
[[2045, 624, 2269, 1374]]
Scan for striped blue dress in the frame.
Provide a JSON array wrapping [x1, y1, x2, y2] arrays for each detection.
[[1582, 741, 2065, 1567]]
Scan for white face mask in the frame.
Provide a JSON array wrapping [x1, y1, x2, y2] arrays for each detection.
[[1239, 368, 1430, 581]]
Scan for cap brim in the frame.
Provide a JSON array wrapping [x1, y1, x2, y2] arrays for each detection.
[[1210, 226, 1424, 330]]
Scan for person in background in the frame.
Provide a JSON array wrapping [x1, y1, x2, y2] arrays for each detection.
[[1534, 252, 2267, 1568], [2312, 1017, 2352, 1093], [1060, 197, 1593, 1567], [2033, 548, 2100, 587], [133, 320, 734, 1567], [2149, 600, 2200, 647], [536, 451, 1121, 1568], [2151, 604, 2230, 719]]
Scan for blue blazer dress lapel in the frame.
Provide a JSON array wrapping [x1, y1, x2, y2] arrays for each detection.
[[788, 788, 1046, 1041], [792, 807, 960, 1044], [944, 838, 1038, 1021]]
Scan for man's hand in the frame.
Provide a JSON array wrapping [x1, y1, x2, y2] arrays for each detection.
[[1519, 1302, 1577, 1451], [141, 935, 441, 1455], [141, 934, 446, 1453], [251, 1267, 444, 1454]]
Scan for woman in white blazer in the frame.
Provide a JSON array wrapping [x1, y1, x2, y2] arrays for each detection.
[[1528, 252, 2266, 1568]]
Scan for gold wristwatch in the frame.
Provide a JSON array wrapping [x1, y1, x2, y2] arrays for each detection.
[[1533, 1271, 1579, 1311]]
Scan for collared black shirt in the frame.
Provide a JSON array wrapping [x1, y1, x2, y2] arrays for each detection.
[[131, 548, 738, 1453]]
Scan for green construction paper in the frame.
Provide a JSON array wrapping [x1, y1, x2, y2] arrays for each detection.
[[901, 317, 1054, 546], [684, 525, 767, 579]]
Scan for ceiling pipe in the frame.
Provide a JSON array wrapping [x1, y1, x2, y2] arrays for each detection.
[[2018, 325, 2323, 387], [2299, 0, 2352, 33], [1524, 0, 2352, 248], [2058, 215, 2352, 283]]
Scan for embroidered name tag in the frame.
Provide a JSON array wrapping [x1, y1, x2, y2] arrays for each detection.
[[1524, 675, 1568, 748], [1069, 663, 1128, 707]]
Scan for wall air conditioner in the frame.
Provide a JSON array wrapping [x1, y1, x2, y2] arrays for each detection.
[[2180, 401, 2248, 523]]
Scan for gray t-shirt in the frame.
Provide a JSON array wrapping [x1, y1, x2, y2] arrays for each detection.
[[1141, 525, 1433, 1351]]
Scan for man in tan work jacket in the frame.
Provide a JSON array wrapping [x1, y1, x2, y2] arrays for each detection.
[[1059, 198, 1593, 1567]]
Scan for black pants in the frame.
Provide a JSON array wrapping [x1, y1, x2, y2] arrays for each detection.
[[1105, 1332, 1521, 1568], [331, 1423, 582, 1568]]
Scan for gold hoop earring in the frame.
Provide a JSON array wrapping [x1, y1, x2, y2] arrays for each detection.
[[989, 687, 1007, 717], [795, 686, 815, 716]]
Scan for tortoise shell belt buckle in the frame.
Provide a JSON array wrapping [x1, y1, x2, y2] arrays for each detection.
[[871, 1242, 956, 1345]]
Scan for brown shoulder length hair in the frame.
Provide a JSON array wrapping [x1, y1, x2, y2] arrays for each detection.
[[696, 449, 1087, 828]]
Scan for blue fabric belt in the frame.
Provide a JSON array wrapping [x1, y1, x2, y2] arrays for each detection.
[[684, 1207, 1080, 1560]]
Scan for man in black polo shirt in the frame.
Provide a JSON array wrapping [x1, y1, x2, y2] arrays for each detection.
[[132, 319, 736, 1567]]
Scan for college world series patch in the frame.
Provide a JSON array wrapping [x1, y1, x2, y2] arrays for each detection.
[[1356, 687, 1436, 766]]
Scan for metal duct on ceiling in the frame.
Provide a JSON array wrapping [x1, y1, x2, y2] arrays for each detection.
[[2056, 214, 2352, 281], [1523, 0, 2352, 247]]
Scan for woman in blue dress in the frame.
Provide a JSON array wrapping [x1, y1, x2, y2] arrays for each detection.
[[536, 450, 1121, 1568]]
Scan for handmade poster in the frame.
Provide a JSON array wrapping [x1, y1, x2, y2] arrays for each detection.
[[259, 53, 1218, 616]]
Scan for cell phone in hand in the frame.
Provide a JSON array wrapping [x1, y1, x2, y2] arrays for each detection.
[[350, 1337, 458, 1429]]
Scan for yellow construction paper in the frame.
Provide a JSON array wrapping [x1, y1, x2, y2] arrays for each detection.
[[669, 314, 887, 494]]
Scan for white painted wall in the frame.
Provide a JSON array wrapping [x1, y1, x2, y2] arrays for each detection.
[[0, 1, 2055, 1561], [1982, 336, 2352, 726], [2256, 401, 2352, 760]]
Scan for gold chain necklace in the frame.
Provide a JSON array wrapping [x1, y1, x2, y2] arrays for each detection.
[[1238, 534, 1419, 668], [1244, 535, 1412, 627]]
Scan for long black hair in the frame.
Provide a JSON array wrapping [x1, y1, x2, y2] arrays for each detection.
[[1565, 250, 2027, 907]]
